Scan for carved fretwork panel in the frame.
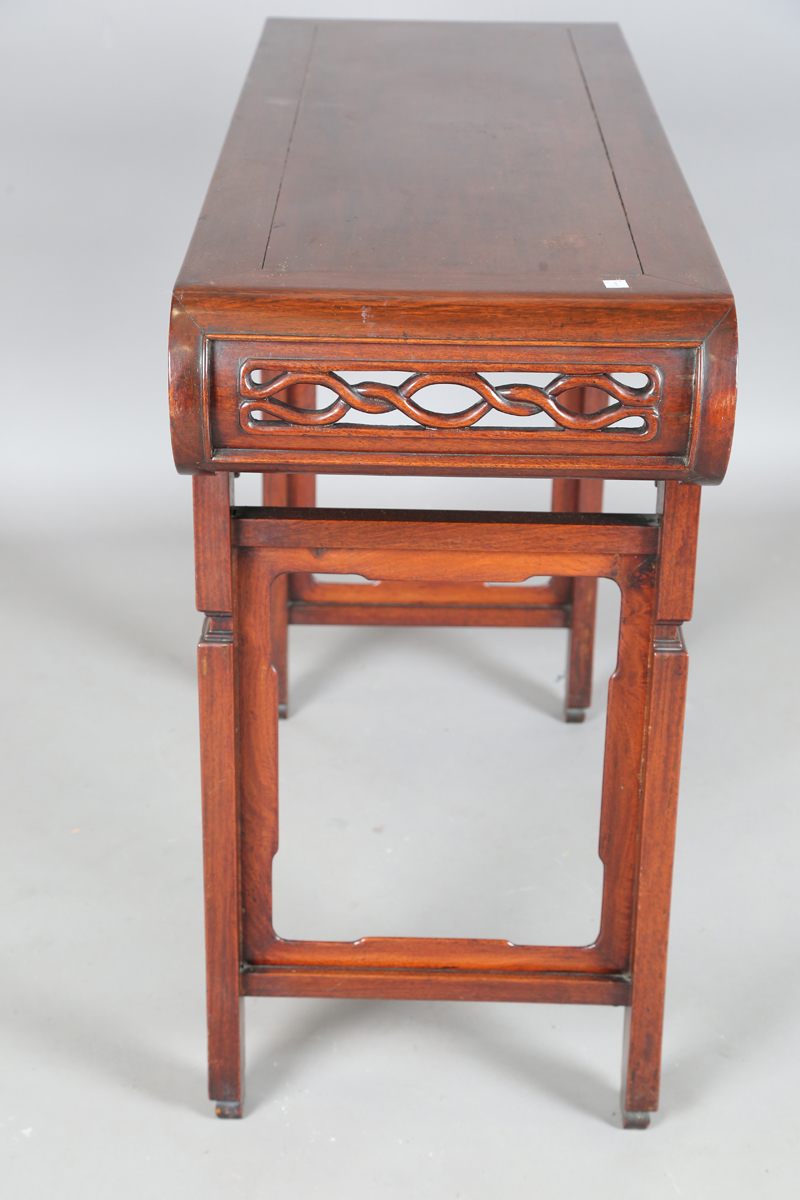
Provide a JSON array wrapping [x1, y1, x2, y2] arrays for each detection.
[[204, 340, 698, 479], [238, 364, 662, 437]]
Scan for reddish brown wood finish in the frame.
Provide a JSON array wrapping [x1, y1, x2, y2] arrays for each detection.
[[234, 509, 656, 979], [231, 509, 657, 555], [197, 617, 242, 1117], [243, 968, 630, 1006], [622, 623, 689, 1128], [177, 19, 735, 1126], [203, 340, 707, 483], [261, 382, 317, 714], [193, 473, 234, 613], [566, 575, 600, 717], [551, 388, 606, 720], [655, 480, 703, 623], [620, 479, 702, 1127], [288, 600, 568, 629], [170, 21, 736, 483], [236, 549, 280, 959], [191, 488, 703, 1125]]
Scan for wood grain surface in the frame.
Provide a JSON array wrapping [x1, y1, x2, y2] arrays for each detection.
[[170, 19, 736, 482]]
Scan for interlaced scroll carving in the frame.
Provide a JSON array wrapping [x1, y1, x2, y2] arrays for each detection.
[[238, 363, 661, 434]]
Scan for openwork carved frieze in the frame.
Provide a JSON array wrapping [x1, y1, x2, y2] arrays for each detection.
[[238, 363, 661, 435]]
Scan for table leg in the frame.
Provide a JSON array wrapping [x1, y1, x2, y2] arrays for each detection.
[[621, 481, 701, 1128], [564, 476, 604, 720], [262, 383, 316, 717], [551, 387, 605, 721], [622, 623, 688, 1128], [193, 473, 244, 1117], [262, 473, 290, 718], [199, 623, 244, 1118], [237, 551, 281, 963]]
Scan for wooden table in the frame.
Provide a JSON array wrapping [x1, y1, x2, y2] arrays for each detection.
[[169, 20, 736, 1127]]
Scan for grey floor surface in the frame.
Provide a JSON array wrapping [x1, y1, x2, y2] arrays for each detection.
[[1, 479, 798, 1198]]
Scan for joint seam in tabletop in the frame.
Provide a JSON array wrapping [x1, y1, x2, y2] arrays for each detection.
[[568, 28, 644, 277], [261, 24, 318, 270], [175, 298, 203, 336], [637, 274, 724, 297], [697, 305, 736, 341]]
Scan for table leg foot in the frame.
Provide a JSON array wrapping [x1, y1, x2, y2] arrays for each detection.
[[278, 701, 288, 719], [215, 1100, 243, 1119], [622, 1109, 651, 1130], [564, 705, 586, 723]]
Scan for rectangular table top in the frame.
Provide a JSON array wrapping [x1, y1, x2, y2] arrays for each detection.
[[176, 21, 731, 330], [170, 20, 736, 484]]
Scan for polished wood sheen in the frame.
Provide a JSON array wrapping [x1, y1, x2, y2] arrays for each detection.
[[172, 19, 737, 1129], [170, 21, 735, 484]]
